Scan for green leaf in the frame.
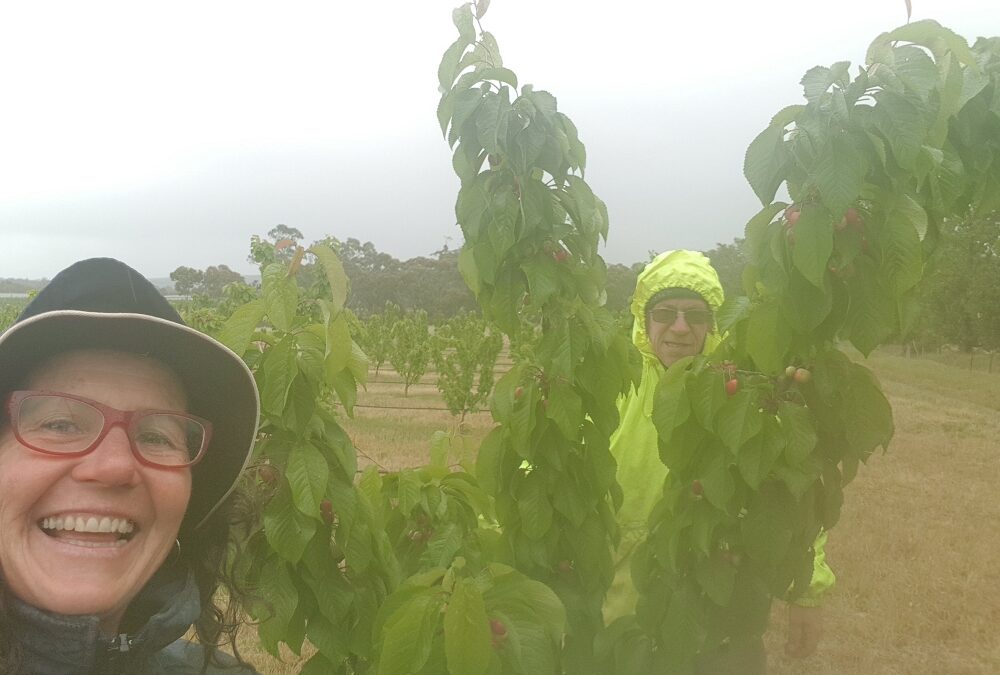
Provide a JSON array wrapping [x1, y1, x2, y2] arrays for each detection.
[[651, 358, 692, 443], [283, 373, 317, 431], [260, 335, 297, 416], [738, 417, 784, 489], [688, 368, 727, 429], [452, 3, 476, 43], [843, 257, 896, 355], [475, 87, 512, 155], [792, 206, 834, 288], [476, 427, 505, 495], [397, 469, 422, 516], [769, 104, 805, 127], [883, 19, 977, 69], [800, 62, 850, 103], [264, 486, 316, 563], [714, 296, 751, 334], [444, 579, 492, 675], [715, 388, 762, 454], [874, 91, 927, 171], [517, 472, 553, 540], [215, 298, 264, 356], [286, 443, 329, 519], [700, 451, 735, 510], [324, 314, 353, 380], [347, 339, 368, 385], [695, 553, 738, 607], [544, 380, 583, 440], [778, 403, 818, 464], [476, 67, 518, 90], [458, 246, 481, 296], [744, 124, 788, 205], [843, 363, 894, 456], [741, 483, 794, 565], [439, 38, 470, 92], [883, 194, 926, 295], [330, 368, 358, 416], [256, 558, 300, 648], [893, 45, 939, 100], [306, 614, 349, 664], [812, 135, 864, 218], [522, 257, 559, 305], [309, 244, 349, 312], [536, 316, 572, 382], [378, 591, 442, 675], [659, 584, 705, 669], [746, 301, 791, 375], [482, 565, 566, 634], [262, 262, 299, 332], [475, 0, 491, 19], [438, 90, 456, 138]]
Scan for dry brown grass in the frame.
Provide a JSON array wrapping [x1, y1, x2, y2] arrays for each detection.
[[240, 352, 1000, 674], [765, 352, 1000, 674]]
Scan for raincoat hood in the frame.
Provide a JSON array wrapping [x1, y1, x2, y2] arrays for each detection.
[[629, 249, 725, 364]]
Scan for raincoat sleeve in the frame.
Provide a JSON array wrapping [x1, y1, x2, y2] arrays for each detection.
[[790, 530, 835, 607]]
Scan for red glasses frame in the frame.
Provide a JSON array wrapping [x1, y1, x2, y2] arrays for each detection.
[[5, 390, 212, 469]]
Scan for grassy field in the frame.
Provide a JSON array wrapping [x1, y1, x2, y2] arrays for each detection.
[[240, 350, 1000, 674]]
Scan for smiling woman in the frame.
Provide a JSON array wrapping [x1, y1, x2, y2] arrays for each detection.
[[0, 259, 260, 673]]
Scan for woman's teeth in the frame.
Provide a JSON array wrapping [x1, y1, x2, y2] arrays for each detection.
[[40, 516, 135, 535]]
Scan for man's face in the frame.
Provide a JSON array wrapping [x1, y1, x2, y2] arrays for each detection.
[[645, 297, 712, 367]]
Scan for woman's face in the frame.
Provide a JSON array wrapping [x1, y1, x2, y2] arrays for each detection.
[[646, 297, 712, 367], [0, 350, 192, 634]]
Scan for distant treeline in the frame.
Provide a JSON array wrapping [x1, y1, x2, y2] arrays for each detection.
[[0, 278, 47, 293], [129, 211, 1000, 357]]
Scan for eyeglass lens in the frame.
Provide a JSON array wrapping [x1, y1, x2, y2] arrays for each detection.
[[15, 394, 205, 467], [649, 307, 713, 326]]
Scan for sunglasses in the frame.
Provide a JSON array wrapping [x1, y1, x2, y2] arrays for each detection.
[[647, 307, 714, 327], [5, 390, 211, 469]]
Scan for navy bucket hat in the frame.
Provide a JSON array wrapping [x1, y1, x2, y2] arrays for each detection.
[[0, 258, 259, 528]]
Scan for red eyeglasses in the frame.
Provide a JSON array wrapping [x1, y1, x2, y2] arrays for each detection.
[[5, 390, 211, 469]]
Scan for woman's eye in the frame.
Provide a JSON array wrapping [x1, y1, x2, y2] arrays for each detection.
[[136, 431, 177, 448], [40, 417, 82, 434]]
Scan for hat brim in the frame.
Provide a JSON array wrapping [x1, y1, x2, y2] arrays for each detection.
[[0, 311, 259, 529]]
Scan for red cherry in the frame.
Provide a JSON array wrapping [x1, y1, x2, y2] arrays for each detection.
[[490, 618, 507, 637], [514, 386, 524, 400], [793, 368, 812, 384], [258, 465, 279, 486], [784, 205, 801, 226], [725, 378, 739, 396], [691, 479, 704, 497], [553, 249, 570, 262], [320, 499, 334, 526]]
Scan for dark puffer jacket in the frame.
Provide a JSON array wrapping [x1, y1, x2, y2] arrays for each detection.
[[9, 567, 255, 674]]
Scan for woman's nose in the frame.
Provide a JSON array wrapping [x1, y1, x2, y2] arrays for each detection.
[[71, 426, 142, 486]]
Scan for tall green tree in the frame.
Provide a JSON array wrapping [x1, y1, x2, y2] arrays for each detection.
[[917, 211, 1000, 353]]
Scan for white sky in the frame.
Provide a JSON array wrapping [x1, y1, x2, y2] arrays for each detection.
[[1, 0, 997, 279]]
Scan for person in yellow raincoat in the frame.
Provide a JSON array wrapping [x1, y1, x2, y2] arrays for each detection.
[[604, 250, 834, 671]]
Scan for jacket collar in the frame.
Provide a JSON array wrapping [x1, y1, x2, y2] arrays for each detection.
[[11, 566, 201, 673]]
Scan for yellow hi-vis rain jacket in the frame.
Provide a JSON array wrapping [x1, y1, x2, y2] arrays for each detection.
[[603, 249, 835, 622]]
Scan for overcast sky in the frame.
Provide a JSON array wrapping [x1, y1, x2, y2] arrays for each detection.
[[1, 0, 997, 280]]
